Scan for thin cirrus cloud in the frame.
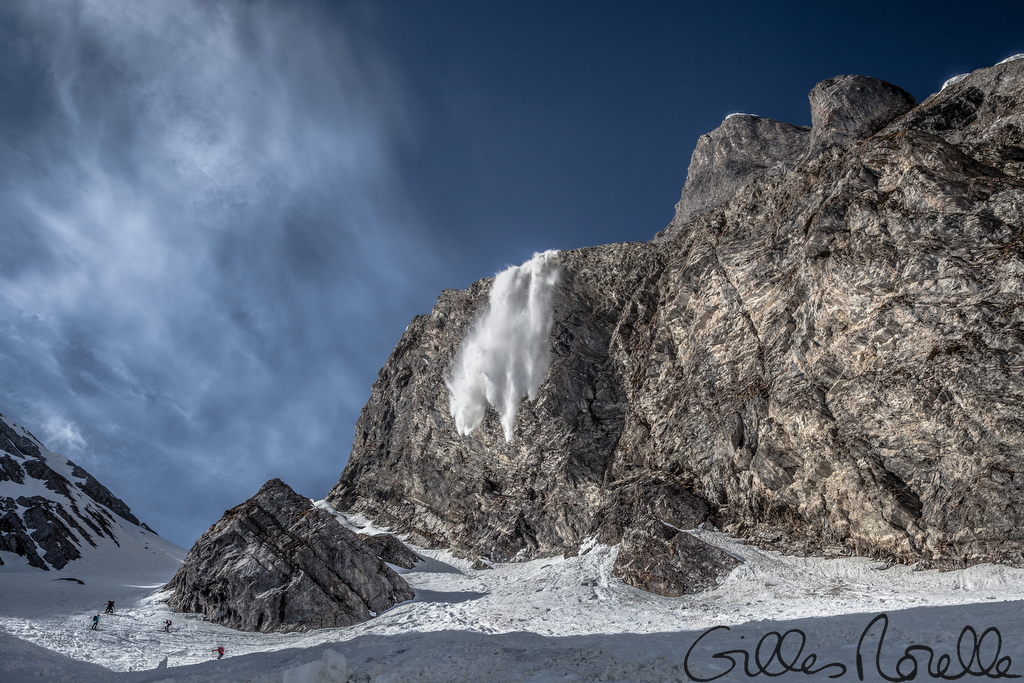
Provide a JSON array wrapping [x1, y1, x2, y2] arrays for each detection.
[[0, 0, 439, 546]]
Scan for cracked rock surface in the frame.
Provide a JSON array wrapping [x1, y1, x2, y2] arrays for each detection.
[[330, 58, 1024, 592], [166, 479, 414, 632]]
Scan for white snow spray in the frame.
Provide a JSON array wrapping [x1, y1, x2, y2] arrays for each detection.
[[447, 250, 561, 441]]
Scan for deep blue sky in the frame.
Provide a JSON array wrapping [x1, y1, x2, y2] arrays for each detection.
[[1, 0, 1021, 548]]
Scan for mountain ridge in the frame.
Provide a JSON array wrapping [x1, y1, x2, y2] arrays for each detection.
[[0, 412, 157, 571]]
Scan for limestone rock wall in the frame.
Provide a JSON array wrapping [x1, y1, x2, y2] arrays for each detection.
[[330, 58, 1024, 578]]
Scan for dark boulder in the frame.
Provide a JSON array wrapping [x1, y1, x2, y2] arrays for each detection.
[[613, 519, 740, 597], [357, 533, 422, 570], [166, 479, 414, 632]]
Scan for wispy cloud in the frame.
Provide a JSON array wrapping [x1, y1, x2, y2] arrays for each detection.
[[41, 414, 87, 454], [0, 0, 439, 545]]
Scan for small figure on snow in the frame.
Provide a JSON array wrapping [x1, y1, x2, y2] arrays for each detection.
[[163, 619, 172, 633], [104, 600, 115, 614], [91, 614, 99, 630], [213, 645, 224, 659]]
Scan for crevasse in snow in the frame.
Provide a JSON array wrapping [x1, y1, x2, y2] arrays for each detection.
[[446, 250, 561, 441]]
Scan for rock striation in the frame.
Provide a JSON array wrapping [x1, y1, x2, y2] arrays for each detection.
[[165, 479, 414, 632], [329, 57, 1024, 592], [0, 412, 149, 570]]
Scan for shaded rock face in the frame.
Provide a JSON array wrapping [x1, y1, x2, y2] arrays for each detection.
[[358, 533, 422, 570], [613, 520, 740, 596], [331, 58, 1024, 587], [0, 413, 145, 570], [166, 479, 413, 632], [330, 244, 669, 561]]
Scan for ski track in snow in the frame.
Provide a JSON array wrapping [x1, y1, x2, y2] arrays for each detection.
[[3, 508, 1024, 682]]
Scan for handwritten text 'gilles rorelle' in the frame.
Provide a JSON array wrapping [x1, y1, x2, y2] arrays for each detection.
[[683, 613, 1019, 681]]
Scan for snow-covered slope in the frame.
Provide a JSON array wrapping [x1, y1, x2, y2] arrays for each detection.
[[0, 412, 178, 573], [3, 506, 1024, 682]]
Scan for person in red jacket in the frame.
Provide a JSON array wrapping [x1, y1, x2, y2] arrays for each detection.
[[213, 646, 224, 659]]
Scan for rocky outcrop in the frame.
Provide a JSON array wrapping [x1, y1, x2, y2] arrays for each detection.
[[0, 412, 148, 569], [659, 75, 917, 242], [68, 463, 140, 527], [890, 59, 1024, 179], [807, 75, 917, 152], [329, 243, 669, 561], [330, 57, 1024, 591], [165, 479, 414, 632], [613, 520, 740, 596], [358, 533, 422, 570], [665, 114, 810, 231]]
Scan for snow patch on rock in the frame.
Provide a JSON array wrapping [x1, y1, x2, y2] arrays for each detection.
[[941, 73, 969, 90]]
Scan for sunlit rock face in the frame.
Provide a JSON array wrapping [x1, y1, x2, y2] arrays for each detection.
[[165, 479, 414, 633], [330, 58, 1024, 587]]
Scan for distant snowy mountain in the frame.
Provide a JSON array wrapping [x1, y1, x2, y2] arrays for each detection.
[[0, 412, 160, 570]]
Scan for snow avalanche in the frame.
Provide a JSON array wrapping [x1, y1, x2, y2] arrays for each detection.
[[446, 250, 561, 441]]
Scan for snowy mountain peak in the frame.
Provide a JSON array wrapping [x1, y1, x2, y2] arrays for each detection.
[[0, 412, 153, 570]]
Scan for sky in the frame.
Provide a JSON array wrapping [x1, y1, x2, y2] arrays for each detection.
[[0, 0, 1022, 548]]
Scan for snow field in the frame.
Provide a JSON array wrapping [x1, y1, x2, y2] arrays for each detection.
[[4, 507, 1024, 681]]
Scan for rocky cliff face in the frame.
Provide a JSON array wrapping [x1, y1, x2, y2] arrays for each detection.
[[0, 412, 150, 570], [329, 57, 1024, 589], [165, 479, 414, 632]]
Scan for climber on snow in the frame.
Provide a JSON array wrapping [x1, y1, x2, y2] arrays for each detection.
[[104, 600, 114, 614], [213, 645, 224, 659], [91, 614, 99, 630]]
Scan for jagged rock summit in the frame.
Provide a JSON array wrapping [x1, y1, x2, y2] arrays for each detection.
[[329, 57, 1024, 595], [165, 479, 414, 632], [0, 412, 156, 570], [808, 75, 917, 151], [662, 74, 918, 238]]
